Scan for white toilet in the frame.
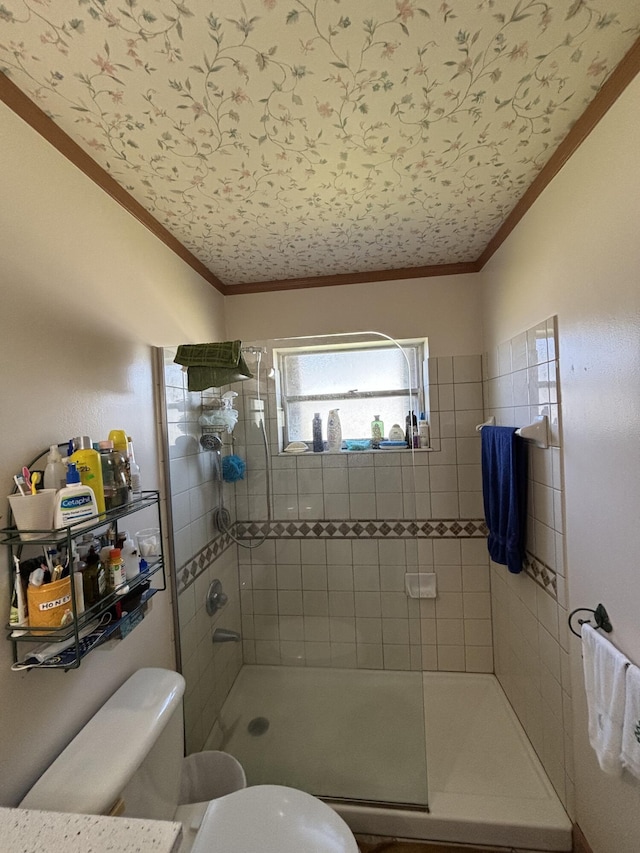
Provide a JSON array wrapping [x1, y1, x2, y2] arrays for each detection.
[[20, 667, 359, 853]]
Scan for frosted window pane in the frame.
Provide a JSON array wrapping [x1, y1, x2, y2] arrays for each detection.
[[284, 347, 416, 396]]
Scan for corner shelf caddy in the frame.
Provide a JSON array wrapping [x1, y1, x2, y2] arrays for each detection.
[[2, 490, 166, 671]]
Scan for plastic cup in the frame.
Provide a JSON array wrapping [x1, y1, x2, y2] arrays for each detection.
[[136, 527, 160, 558], [8, 490, 56, 540]]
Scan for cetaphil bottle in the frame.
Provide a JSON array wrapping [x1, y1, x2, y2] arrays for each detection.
[[53, 463, 99, 530]]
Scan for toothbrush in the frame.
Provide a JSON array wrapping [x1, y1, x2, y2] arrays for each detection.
[[13, 474, 27, 496], [30, 471, 40, 495], [22, 467, 32, 492]]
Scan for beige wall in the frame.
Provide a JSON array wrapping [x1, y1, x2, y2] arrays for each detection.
[[0, 103, 225, 805], [481, 74, 640, 853], [224, 274, 483, 356]]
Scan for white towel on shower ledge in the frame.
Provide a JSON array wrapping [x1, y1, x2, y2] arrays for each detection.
[[621, 663, 640, 780], [581, 623, 629, 776]]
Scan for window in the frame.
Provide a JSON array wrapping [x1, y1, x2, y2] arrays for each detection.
[[276, 338, 426, 446]]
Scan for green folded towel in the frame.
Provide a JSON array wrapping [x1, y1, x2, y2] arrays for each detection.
[[174, 341, 253, 391]]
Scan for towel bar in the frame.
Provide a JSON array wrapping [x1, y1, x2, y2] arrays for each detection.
[[476, 414, 549, 448], [568, 603, 612, 638]]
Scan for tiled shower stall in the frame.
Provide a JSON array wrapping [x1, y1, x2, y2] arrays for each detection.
[[161, 317, 572, 813]]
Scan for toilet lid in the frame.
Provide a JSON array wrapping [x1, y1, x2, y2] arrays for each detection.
[[191, 785, 358, 853]]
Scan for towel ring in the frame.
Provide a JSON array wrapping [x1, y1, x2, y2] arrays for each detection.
[[568, 603, 612, 638]]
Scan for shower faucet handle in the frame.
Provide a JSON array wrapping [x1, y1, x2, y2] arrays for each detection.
[[206, 579, 228, 616]]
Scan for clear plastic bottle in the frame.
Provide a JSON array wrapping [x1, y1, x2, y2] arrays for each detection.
[[44, 444, 67, 492], [371, 415, 384, 448], [127, 437, 141, 495], [312, 413, 324, 452], [98, 440, 129, 510], [120, 532, 140, 580]]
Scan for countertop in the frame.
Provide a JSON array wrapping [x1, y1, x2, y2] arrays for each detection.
[[0, 806, 182, 852]]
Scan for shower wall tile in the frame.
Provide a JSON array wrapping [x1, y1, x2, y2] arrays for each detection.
[[484, 317, 572, 816]]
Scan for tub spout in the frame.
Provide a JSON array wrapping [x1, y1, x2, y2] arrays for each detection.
[[213, 628, 241, 643]]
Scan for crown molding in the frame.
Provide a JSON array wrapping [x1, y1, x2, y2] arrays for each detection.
[[224, 261, 481, 295]]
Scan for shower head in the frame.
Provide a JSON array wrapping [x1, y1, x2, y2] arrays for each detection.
[[241, 346, 267, 356], [200, 433, 223, 451]]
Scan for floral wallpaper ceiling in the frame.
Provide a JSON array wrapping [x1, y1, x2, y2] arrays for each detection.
[[1, 1, 639, 287]]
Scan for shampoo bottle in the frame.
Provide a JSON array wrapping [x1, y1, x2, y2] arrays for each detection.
[[69, 436, 106, 515], [53, 463, 99, 530]]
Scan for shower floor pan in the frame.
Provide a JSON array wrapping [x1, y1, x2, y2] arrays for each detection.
[[208, 666, 571, 851]]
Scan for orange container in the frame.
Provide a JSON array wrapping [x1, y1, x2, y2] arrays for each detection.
[[27, 576, 72, 631]]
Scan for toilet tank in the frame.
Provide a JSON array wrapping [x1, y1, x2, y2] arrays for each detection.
[[20, 668, 186, 820]]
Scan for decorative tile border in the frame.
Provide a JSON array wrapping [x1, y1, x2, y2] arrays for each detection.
[[176, 518, 489, 594], [234, 518, 488, 540], [175, 525, 556, 601], [523, 550, 557, 599], [176, 532, 233, 594]]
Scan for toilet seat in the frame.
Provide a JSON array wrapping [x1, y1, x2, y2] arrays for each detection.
[[190, 785, 358, 853]]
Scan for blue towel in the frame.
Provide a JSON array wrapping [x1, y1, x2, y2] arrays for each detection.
[[481, 426, 528, 574]]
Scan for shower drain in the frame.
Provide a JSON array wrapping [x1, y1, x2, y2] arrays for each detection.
[[247, 716, 270, 736]]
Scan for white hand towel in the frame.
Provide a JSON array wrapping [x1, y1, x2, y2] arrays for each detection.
[[581, 623, 629, 775], [621, 663, 640, 780]]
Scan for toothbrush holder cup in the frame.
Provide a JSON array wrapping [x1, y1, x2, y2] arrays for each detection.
[[8, 490, 57, 541], [136, 527, 161, 558]]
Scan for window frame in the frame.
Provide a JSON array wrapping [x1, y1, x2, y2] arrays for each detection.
[[274, 337, 427, 449]]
